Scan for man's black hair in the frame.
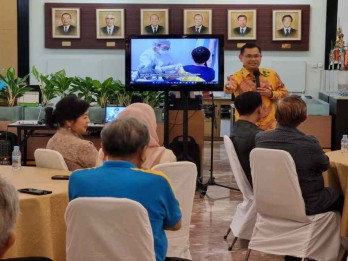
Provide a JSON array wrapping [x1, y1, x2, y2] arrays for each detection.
[[240, 43, 262, 55], [234, 91, 262, 116], [191, 46, 211, 64]]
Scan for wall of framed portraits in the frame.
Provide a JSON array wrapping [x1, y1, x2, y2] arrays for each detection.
[[29, 0, 328, 98], [44, 3, 310, 51]]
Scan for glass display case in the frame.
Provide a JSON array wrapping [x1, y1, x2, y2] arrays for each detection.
[[320, 70, 348, 96]]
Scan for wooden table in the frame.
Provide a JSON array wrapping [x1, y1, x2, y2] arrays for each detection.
[[324, 150, 348, 237], [0, 166, 71, 261]]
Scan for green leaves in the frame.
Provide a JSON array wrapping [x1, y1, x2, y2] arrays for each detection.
[[32, 66, 58, 106], [50, 70, 74, 98], [31, 67, 165, 109], [92, 77, 123, 107], [70, 77, 95, 103], [0, 67, 31, 106], [142, 91, 164, 108]]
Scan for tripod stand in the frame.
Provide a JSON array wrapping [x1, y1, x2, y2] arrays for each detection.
[[200, 93, 238, 198]]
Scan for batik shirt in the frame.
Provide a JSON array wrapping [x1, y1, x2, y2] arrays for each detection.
[[225, 67, 288, 130]]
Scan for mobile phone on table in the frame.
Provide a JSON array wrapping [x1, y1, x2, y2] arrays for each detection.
[[51, 175, 70, 180], [18, 188, 52, 195]]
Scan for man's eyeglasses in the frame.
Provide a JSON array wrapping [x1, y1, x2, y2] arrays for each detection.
[[243, 54, 261, 59]]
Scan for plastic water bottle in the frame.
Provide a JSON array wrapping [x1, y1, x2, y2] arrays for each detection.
[[12, 146, 21, 171], [341, 134, 348, 154]]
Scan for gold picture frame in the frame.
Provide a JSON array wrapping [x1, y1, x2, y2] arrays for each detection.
[[183, 9, 212, 35], [52, 8, 80, 38], [96, 9, 125, 39], [272, 10, 302, 41], [228, 9, 257, 40], [140, 9, 169, 35]]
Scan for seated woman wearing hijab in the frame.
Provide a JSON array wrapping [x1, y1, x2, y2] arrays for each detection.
[[45, 95, 98, 171], [97, 103, 176, 168]]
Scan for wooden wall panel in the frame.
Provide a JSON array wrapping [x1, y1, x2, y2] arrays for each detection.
[[0, 0, 18, 72], [45, 3, 310, 51]]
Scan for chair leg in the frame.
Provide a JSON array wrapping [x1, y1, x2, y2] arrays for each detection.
[[244, 249, 251, 261], [223, 228, 231, 239], [228, 236, 238, 251]]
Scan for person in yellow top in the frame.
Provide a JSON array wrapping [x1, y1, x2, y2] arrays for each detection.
[[224, 43, 288, 130]]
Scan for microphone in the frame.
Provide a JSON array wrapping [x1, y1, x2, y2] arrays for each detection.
[[253, 69, 261, 88]]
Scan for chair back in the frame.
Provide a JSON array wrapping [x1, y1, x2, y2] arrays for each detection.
[[223, 135, 253, 200], [152, 161, 197, 260], [250, 148, 308, 222], [65, 197, 156, 261], [34, 148, 68, 170], [224, 135, 256, 240]]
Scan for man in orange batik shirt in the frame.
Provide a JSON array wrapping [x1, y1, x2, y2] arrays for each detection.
[[225, 43, 288, 130]]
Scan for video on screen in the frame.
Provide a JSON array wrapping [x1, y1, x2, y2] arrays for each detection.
[[128, 37, 221, 88]]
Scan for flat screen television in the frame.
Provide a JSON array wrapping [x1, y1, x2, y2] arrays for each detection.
[[125, 35, 224, 92]]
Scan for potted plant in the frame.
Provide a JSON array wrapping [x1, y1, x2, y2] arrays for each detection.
[[70, 76, 96, 104], [143, 91, 165, 122], [113, 81, 133, 106], [0, 67, 31, 106], [50, 69, 74, 98], [143, 91, 164, 108], [0, 67, 31, 120], [32, 66, 58, 107], [92, 77, 121, 108]]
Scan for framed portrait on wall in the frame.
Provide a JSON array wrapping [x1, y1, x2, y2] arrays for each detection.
[[52, 8, 80, 38], [228, 9, 257, 40], [272, 10, 302, 41], [96, 9, 125, 39], [141, 9, 168, 35], [183, 9, 212, 35]]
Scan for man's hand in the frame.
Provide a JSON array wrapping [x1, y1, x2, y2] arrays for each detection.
[[224, 76, 233, 92], [256, 81, 273, 98]]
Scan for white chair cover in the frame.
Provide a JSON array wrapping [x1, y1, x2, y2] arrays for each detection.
[[249, 148, 341, 261], [223, 135, 256, 240], [65, 197, 156, 261], [34, 148, 68, 170], [152, 161, 197, 260]]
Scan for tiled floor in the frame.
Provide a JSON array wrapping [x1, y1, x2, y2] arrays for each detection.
[[189, 141, 283, 261]]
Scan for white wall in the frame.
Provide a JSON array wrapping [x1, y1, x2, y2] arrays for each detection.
[[337, 0, 348, 44], [30, 0, 327, 98]]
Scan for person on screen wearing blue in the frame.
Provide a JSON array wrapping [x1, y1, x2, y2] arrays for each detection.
[[137, 40, 176, 79], [180, 46, 215, 82]]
